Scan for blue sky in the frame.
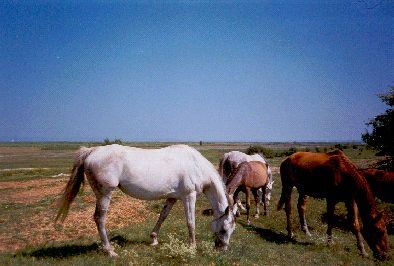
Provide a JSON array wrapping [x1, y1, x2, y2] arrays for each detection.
[[1, 1, 393, 142]]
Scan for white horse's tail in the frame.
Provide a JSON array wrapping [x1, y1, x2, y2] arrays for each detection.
[[55, 147, 94, 222]]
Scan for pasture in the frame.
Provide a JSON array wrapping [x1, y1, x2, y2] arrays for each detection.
[[0, 142, 393, 265]]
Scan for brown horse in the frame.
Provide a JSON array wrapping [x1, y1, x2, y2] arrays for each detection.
[[277, 150, 388, 260], [226, 161, 269, 225], [359, 168, 394, 203]]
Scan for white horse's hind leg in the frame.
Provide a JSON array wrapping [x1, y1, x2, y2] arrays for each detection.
[[150, 198, 177, 246], [94, 190, 117, 257], [183, 191, 197, 246]]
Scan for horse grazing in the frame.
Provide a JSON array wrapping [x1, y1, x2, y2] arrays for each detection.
[[56, 144, 235, 256], [277, 150, 388, 259], [359, 168, 394, 203], [227, 161, 270, 225], [219, 151, 273, 214]]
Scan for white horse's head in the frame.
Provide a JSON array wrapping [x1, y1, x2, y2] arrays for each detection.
[[211, 206, 236, 251]]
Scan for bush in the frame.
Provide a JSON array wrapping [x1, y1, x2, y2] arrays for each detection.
[[280, 147, 297, 157], [246, 145, 275, 158], [103, 138, 123, 145]]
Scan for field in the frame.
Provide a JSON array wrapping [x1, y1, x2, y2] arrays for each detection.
[[0, 142, 393, 265]]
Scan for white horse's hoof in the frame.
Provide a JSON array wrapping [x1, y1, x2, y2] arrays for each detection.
[[108, 250, 118, 257], [151, 238, 159, 246], [254, 214, 259, 218]]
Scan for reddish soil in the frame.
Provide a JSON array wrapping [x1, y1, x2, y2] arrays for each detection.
[[0, 176, 151, 252]]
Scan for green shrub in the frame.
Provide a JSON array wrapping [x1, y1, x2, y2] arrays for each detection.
[[246, 145, 275, 158], [281, 147, 297, 156], [103, 138, 123, 145]]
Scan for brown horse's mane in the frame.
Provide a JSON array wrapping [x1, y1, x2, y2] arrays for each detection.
[[333, 152, 379, 221]]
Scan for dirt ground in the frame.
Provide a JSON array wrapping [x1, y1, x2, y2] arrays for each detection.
[[0, 176, 150, 252]]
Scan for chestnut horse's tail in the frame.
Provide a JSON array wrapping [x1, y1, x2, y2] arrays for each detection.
[[277, 157, 292, 211], [55, 147, 95, 222]]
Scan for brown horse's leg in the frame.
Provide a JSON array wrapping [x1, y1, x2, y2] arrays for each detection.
[[297, 192, 311, 237], [252, 189, 260, 218], [245, 187, 252, 225], [345, 199, 368, 257], [262, 186, 268, 216], [150, 198, 177, 246], [94, 189, 117, 256], [326, 199, 336, 245], [282, 186, 294, 239]]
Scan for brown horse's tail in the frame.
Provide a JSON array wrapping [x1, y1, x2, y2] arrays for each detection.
[[55, 147, 94, 222], [277, 157, 292, 211]]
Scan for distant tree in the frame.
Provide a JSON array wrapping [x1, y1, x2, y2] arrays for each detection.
[[362, 86, 394, 170], [103, 138, 123, 145]]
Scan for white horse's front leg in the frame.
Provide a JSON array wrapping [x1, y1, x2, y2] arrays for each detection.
[[183, 191, 197, 246], [150, 198, 177, 246]]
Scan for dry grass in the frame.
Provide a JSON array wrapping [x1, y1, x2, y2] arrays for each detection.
[[0, 176, 151, 252]]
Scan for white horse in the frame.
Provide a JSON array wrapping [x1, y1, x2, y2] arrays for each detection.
[[56, 144, 235, 256], [219, 151, 274, 215]]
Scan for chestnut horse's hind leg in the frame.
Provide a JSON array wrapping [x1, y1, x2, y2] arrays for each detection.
[[282, 186, 294, 239], [150, 198, 177, 246], [297, 193, 311, 237], [245, 187, 252, 225], [261, 186, 268, 216], [252, 189, 260, 218], [326, 199, 336, 245], [94, 189, 117, 257], [345, 199, 368, 257]]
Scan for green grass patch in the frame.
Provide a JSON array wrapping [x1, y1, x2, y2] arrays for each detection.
[[0, 142, 393, 265]]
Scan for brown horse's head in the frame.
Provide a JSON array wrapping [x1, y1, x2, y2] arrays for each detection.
[[362, 212, 389, 260]]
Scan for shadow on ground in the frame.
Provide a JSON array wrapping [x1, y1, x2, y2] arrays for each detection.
[[20, 235, 143, 258], [238, 221, 312, 246]]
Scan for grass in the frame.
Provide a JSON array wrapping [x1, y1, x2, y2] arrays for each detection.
[[0, 142, 393, 265]]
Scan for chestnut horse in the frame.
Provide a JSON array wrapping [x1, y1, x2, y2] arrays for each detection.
[[219, 151, 273, 213], [277, 150, 388, 259], [359, 168, 394, 203], [227, 161, 269, 225], [56, 144, 235, 256]]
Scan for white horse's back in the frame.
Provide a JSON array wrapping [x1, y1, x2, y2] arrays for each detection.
[[84, 144, 218, 200]]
